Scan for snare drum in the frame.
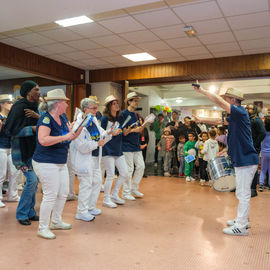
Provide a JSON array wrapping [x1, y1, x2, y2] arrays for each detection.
[[208, 156, 236, 192]]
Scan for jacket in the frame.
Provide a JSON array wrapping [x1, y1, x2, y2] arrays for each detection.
[[201, 138, 219, 161], [157, 135, 176, 157]]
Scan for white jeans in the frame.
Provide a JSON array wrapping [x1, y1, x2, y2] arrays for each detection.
[[0, 148, 19, 201], [67, 151, 76, 196], [103, 155, 129, 200], [235, 165, 258, 229], [122, 151, 145, 196], [32, 161, 69, 231]]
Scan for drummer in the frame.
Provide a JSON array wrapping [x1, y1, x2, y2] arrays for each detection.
[[193, 83, 258, 236]]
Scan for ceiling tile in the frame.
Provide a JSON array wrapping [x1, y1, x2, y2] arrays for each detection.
[[91, 35, 130, 46], [234, 26, 270, 41], [102, 55, 131, 64], [110, 45, 143, 54], [125, 2, 167, 14], [120, 30, 160, 43], [135, 40, 171, 51], [227, 12, 270, 30], [217, 0, 269, 17], [85, 48, 117, 57], [185, 53, 213, 60], [173, 1, 223, 23], [207, 42, 240, 52], [14, 33, 55, 46], [133, 8, 182, 28], [192, 18, 230, 34], [159, 56, 186, 62], [64, 39, 101, 50], [46, 54, 73, 62], [39, 43, 76, 53], [177, 46, 210, 56], [243, 48, 270, 55], [198, 31, 236, 45], [64, 51, 92, 60], [87, 63, 116, 70], [27, 22, 60, 32], [1, 37, 32, 49], [152, 49, 181, 58], [151, 24, 186, 39], [24, 46, 51, 56], [80, 58, 109, 66], [1, 28, 32, 37], [212, 50, 243, 58], [166, 37, 201, 49], [99, 16, 145, 33], [239, 38, 270, 50], [40, 28, 83, 42], [68, 23, 112, 38]]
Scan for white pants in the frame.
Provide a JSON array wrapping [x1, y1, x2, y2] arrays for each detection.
[[235, 165, 258, 229], [32, 161, 69, 231], [67, 151, 76, 196], [122, 151, 145, 196], [0, 148, 19, 201], [103, 155, 129, 200]]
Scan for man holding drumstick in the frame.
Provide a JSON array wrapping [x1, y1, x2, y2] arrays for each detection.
[[192, 82, 258, 236]]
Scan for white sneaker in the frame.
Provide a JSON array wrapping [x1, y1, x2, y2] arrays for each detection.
[[0, 201, 5, 208], [50, 221, 72, 230], [111, 194, 125, 205], [7, 195, 20, 202], [66, 194, 78, 201], [131, 190, 144, 197], [103, 199, 117, 208], [226, 218, 251, 229], [164, 172, 171, 177], [186, 176, 191, 182], [190, 176, 196, 181], [200, 179, 205, 186], [100, 184, 104, 192], [76, 212, 95, 222], [89, 208, 102, 216], [223, 225, 248, 236], [122, 194, 136, 201], [37, 229, 56, 239]]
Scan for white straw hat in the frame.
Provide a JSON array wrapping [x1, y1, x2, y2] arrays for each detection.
[[220, 88, 244, 101], [124, 92, 141, 102], [0, 94, 13, 102], [104, 95, 118, 105], [44, 89, 69, 101]]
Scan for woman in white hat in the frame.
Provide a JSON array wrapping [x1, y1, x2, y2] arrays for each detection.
[[32, 89, 82, 239], [101, 95, 128, 208], [0, 94, 20, 208]]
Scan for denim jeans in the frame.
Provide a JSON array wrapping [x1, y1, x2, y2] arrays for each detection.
[[16, 169, 38, 220]]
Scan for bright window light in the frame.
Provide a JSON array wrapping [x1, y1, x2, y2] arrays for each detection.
[[122, 53, 156, 62], [55, 16, 93, 27], [209, 85, 216, 93]]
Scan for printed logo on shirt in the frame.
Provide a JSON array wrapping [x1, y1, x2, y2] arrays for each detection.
[[42, 116, 50, 124]]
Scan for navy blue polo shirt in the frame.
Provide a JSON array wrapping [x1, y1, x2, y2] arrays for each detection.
[[227, 105, 259, 167], [0, 115, 10, 148]]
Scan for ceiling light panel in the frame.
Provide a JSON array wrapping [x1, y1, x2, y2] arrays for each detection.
[[122, 52, 156, 62], [55, 16, 93, 27]]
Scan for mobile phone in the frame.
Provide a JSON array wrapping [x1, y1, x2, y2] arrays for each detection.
[[192, 83, 200, 88]]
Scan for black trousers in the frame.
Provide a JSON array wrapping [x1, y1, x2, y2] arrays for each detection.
[[154, 139, 160, 163], [199, 158, 209, 181]]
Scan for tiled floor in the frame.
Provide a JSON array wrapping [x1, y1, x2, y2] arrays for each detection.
[[1, 175, 270, 270]]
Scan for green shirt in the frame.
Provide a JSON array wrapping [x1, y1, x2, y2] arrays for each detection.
[[153, 120, 165, 140]]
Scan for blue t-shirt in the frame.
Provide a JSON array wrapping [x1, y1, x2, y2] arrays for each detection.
[[121, 110, 140, 152], [0, 115, 10, 149], [101, 115, 123, 156], [87, 121, 101, 157], [33, 112, 70, 164], [226, 105, 259, 167]]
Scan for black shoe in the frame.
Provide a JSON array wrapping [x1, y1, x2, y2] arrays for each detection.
[[29, 215, 39, 221], [143, 174, 148, 178], [259, 185, 264, 192], [18, 219, 31, 226], [251, 189, 258, 198]]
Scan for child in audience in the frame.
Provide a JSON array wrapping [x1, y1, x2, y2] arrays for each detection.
[[195, 132, 209, 185], [184, 132, 197, 182], [177, 135, 186, 177], [157, 128, 176, 177], [216, 141, 228, 157]]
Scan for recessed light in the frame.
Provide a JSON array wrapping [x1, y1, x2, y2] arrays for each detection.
[[122, 53, 156, 62], [209, 85, 216, 93], [184, 25, 197, 37], [55, 16, 93, 27]]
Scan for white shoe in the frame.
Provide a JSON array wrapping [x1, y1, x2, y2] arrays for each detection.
[[0, 201, 5, 208], [200, 179, 205, 186], [89, 208, 102, 216], [190, 176, 196, 181], [50, 221, 72, 230], [76, 212, 95, 222], [7, 195, 20, 202], [164, 172, 171, 177], [122, 194, 136, 201], [66, 194, 78, 201], [103, 199, 117, 208], [111, 194, 125, 205], [226, 218, 251, 229], [37, 229, 56, 239], [186, 176, 191, 182], [223, 225, 248, 236], [100, 184, 104, 192], [131, 190, 144, 197]]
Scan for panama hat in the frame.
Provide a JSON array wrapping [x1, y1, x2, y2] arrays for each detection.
[[220, 88, 244, 101], [104, 95, 118, 105], [0, 94, 13, 103], [44, 89, 69, 101], [89, 95, 100, 104], [124, 92, 141, 102]]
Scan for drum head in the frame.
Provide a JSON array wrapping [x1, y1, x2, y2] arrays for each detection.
[[213, 175, 236, 192]]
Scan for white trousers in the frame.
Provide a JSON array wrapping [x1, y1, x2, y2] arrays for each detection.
[[235, 165, 258, 229], [67, 151, 76, 196], [32, 161, 69, 231], [77, 156, 102, 214], [122, 151, 145, 195], [0, 148, 19, 201], [103, 155, 129, 200]]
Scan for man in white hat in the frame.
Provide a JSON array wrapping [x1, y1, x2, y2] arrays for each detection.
[[193, 82, 258, 236], [120, 92, 145, 200]]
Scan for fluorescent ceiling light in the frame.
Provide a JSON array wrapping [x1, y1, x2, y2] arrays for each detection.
[[55, 16, 93, 27], [176, 99, 183, 103], [122, 53, 156, 62], [209, 85, 216, 93]]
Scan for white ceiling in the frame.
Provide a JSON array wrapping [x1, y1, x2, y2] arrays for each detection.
[[0, 0, 269, 70]]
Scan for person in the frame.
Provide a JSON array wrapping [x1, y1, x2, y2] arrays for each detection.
[[157, 127, 176, 177], [195, 132, 209, 186], [121, 92, 145, 200], [216, 126, 227, 146], [177, 135, 186, 177], [216, 140, 228, 157], [4, 80, 40, 226], [183, 116, 201, 140], [32, 89, 82, 239], [152, 113, 165, 167], [193, 83, 258, 236], [0, 94, 20, 208], [259, 117, 270, 192], [184, 132, 197, 182], [70, 98, 113, 221], [100, 95, 127, 208], [139, 115, 149, 178]]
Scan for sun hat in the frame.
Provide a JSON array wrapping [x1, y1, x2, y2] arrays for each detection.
[[44, 89, 69, 101], [104, 95, 118, 105], [124, 92, 141, 102], [220, 88, 244, 101], [89, 96, 100, 104], [0, 94, 13, 103]]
